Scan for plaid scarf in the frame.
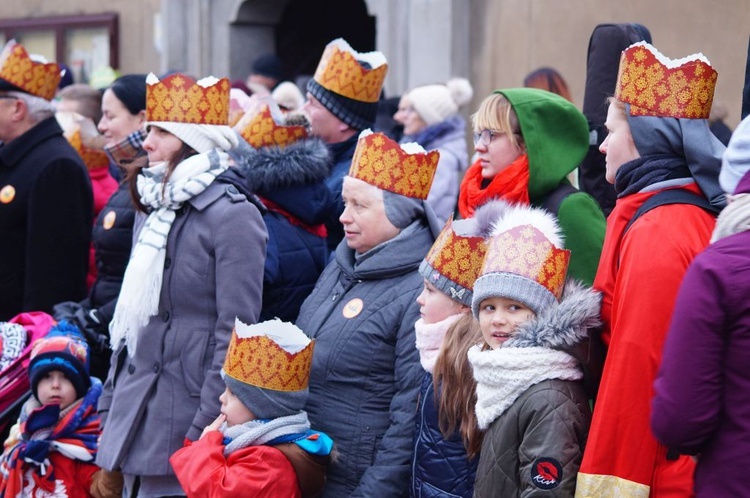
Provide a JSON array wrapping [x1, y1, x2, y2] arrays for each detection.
[[109, 149, 229, 355], [104, 128, 148, 168], [0, 379, 102, 497]]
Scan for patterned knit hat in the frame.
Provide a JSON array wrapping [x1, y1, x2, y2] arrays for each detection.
[[419, 217, 487, 307], [472, 205, 570, 318], [29, 321, 90, 401], [306, 38, 387, 131], [222, 318, 314, 420]]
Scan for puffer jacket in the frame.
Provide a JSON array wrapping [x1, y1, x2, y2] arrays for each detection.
[[470, 281, 599, 497], [411, 374, 478, 498], [235, 137, 334, 322]]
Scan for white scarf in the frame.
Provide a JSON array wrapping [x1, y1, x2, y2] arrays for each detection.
[[221, 411, 310, 456], [468, 345, 582, 430], [711, 192, 750, 242], [109, 149, 229, 355], [414, 313, 463, 374]]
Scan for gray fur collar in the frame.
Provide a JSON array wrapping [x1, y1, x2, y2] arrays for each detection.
[[237, 138, 330, 192], [505, 280, 601, 349]]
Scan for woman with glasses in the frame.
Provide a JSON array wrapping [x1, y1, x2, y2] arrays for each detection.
[[457, 89, 605, 285]]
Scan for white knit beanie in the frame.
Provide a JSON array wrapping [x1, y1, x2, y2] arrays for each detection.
[[147, 121, 239, 153], [408, 77, 473, 126], [719, 115, 750, 194]]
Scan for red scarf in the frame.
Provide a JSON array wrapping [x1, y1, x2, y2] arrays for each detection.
[[458, 155, 530, 218]]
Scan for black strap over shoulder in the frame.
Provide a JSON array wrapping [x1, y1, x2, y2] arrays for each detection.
[[623, 188, 721, 236], [537, 182, 579, 216]]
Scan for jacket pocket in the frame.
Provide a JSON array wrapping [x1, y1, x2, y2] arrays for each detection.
[[180, 331, 210, 397], [419, 481, 462, 498]]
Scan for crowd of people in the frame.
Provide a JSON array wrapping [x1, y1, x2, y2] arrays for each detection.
[[0, 27, 746, 498]]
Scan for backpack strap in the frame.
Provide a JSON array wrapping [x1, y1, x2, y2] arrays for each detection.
[[537, 182, 579, 216], [623, 188, 721, 236]]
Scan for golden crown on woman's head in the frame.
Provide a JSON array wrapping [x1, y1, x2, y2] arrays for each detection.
[[146, 73, 230, 125]]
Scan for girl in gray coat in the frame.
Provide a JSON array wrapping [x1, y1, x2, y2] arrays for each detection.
[[95, 73, 267, 497], [469, 204, 599, 497]]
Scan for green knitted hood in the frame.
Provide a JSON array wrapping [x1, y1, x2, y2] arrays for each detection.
[[494, 88, 589, 201]]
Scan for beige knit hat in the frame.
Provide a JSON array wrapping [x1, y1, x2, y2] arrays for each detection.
[[408, 77, 473, 126]]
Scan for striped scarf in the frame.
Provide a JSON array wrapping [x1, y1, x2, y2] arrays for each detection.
[[109, 149, 229, 355], [0, 379, 102, 497]]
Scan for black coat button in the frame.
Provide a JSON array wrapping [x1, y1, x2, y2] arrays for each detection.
[[162, 311, 170, 321], [153, 363, 160, 373], [128, 364, 135, 374], [164, 257, 172, 269]]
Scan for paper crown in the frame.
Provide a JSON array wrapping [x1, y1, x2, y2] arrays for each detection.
[[615, 42, 717, 119], [236, 103, 308, 148], [223, 318, 314, 392], [349, 130, 439, 199], [419, 218, 487, 306], [57, 111, 109, 170], [313, 38, 387, 103], [146, 72, 230, 125], [481, 224, 570, 301], [0, 40, 61, 101]]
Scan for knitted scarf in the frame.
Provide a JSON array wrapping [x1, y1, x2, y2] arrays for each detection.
[[109, 149, 229, 355], [468, 345, 581, 430], [414, 314, 463, 374], [614, 154, 693, 198], [219, 411, 336, 459], [0, 379, 102, 497], [458, 155, 530, 219], [711, 192, 750, 242]]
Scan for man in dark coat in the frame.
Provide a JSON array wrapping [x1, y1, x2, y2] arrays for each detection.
[[0, 40, 93, 320], [303, 38, 388, 252]]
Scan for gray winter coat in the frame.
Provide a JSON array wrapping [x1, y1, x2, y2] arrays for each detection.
[[472, 281, 599, 497], [295, 221, 435, 497], [96, 176, 267, 477]]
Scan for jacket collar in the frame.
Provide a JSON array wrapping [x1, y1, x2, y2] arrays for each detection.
[[0, 116, 64, 168]]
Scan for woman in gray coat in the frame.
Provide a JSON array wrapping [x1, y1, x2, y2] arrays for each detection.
[[296, 130, 441, 497], [95, 73, 267, 497]]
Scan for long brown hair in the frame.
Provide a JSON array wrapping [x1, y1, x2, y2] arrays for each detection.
[[127, 136, 197, 213], [432, 313, 484, 459]]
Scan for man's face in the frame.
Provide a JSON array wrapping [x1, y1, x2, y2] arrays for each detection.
[[302, 93, 347, 144]]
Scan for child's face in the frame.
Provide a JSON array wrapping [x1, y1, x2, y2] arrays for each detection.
[[478, 296, 535, 349], [219, 386, 256, 427], [36, 370, 77, 410], [416, 279, 468, 324]]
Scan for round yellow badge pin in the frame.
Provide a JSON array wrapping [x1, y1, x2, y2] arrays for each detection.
[[342, 298, 364, 319], [0, 185, 15, 204], [102, 210, 116, 230]]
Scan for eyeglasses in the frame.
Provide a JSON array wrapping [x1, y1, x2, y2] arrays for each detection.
[[473, 129, 500, 147]]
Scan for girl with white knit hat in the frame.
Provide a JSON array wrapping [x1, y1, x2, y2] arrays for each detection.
[[96, 72, 267, 498], [469, 203, 600, 497]]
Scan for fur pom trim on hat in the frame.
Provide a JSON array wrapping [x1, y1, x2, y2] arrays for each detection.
[[489, 204, 564, 246], [409, 78, 473, 126]]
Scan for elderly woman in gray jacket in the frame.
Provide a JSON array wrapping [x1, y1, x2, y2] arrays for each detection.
[[95, 73, 267, 497], [296, 130, 441, 497]]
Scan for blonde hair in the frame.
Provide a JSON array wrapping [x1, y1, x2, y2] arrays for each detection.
[[471, 93, 523, 149], [432, 313, 484, 459]]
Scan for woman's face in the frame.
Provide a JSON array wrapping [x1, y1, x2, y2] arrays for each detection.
[[416, 279, 468, 324], [98, 88, 145, 147], [474, 129, 525, 180], [600, 102, 641, 184], [393, 95, 427, 136], [339, 177, 401, 254], [142, 126, 183, 164]]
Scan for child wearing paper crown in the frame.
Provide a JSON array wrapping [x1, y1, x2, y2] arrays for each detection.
[[170, 318, 334, 498], [468, 204, 600, 497], [0, 322, 122, 498], [410, 214, 490, 497]]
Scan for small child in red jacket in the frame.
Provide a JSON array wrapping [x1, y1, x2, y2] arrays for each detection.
[[0, 322, 121, 498], [170, 318, 334, 498]]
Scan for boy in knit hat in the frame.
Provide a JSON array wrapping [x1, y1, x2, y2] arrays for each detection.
[[0, 322, 121, 498], [468, 204, 600, 497], [170, 318, 334, 498]]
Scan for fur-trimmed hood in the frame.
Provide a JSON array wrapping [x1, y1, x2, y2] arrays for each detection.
[[504, 280, 602, 351], [236, 137, 330, 192]]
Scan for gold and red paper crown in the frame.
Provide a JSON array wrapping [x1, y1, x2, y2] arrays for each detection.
[[223, 320, 314, 392], [349, 131, 439, 199], [146, 73, 230, 125], [313, 38, 387, 104], [236, 104, 308, 149], [615, 42, 717, 119], [481, 225, 570, 301], [67, 129, 109, 170], [57, 112, 109, 171], [423, 218, 487, 293], [0, 40, 61, 101]]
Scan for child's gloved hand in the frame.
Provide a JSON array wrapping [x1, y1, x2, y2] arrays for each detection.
[[200, 413, 226, 439]]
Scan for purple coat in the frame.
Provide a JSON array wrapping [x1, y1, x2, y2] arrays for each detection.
[[651, 174, 750, 497]]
